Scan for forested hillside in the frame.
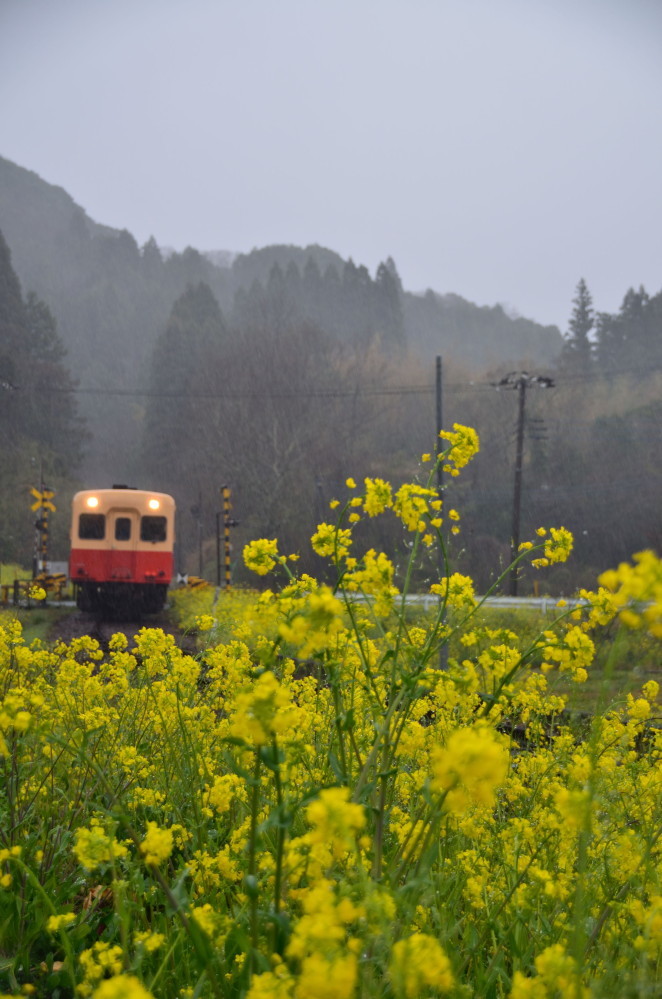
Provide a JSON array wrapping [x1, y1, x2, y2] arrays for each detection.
[[0, 155, 660, 590], [0, 155, 562, 476], [0, 228, 82, 563]]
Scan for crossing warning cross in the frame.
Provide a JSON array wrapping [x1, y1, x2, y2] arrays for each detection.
[[30, 487, 56, 512]]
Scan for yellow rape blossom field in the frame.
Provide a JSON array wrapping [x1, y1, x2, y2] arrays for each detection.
[[1, 426, 661, 998]]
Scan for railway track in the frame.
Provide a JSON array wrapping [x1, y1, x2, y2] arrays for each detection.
[[48, 610, 195, 655]]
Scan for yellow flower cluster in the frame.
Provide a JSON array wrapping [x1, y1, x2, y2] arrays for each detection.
[[511, 944, 589, 999], [531, 526, 574, 568], [140, 821, 173, 866], [72, 820, 128, 871], [389, 933, 454, 997], [92, 975, 155, 999], [342, 549, 399, 617], [311, 522, 352, 560], [430, 572, 476, 610], [430, 725, 510, 814], [306, 787, 366, 860], [438, 422, 481, 474], [243, 538, 281, 576], [278, 587, 345, 658], [362, 477, 393, 517], [228, 670, 300, 746], [598, 549, 662, 637], [393, 483, 438, 532]]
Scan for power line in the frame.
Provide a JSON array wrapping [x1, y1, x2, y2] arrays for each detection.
[[29, 382, 483, 400]]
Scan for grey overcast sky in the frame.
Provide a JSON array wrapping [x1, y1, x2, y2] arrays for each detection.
[[2, 0, 661, 331]]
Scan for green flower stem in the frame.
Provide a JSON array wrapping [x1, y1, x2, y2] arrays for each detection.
[[248, 750, 262, 964], [271, 737, 285, 917], [149, 928, 186, 993], [49, 731, 228, 999], [13, 857, 77, 993]]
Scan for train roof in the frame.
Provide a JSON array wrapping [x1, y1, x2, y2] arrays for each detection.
[[72, 488, 176, 511]]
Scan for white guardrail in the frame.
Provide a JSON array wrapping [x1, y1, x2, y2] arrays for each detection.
[[381, 595, 585, 614]]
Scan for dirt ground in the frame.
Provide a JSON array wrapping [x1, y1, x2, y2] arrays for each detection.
[[47, 610, 195, 654]]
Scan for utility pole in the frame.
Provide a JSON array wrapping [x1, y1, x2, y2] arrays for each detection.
[[435, 355, 448, 669], [494, 372, 554, 596], [435, 355, 443, 497]]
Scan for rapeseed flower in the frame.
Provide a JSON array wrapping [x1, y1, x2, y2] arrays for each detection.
[[431, 572, 476, 610], [140, 821, 173, 865], [79, 943, 124, 992], [244, 538, 280, 576], [91, 976, 155, 999], [306, 787, 365, 860], [532, 526, 574, 567], [342, 549, 398, 617], [279, 587, 345, 657], [393, 483, 437, 532], [599, 549, 662, 637], [431, 725, 509, 814], [228, 671, 298, 746], [311, 523, 352, 560], [362, 477, 393, 516], [246, 970, 294, 999], [73, 821, 128, 871], [438, 422, 480, 469], [389, 933, 454, 997], [295, 952, 357, 999], [511, 944, 589, 999], [46, 912, 75, 933]]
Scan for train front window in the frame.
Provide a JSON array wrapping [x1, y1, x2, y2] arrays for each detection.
[[141, 515, 167, 542], [115, 517, 132, 541], [79, 513, 105, 540]]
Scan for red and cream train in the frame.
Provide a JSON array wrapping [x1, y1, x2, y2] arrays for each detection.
[[69, 486, 176, 615]]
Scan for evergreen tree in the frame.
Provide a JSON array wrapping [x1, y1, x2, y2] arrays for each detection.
[[375, 261, 405, 350], [0, 227, 83, 561], [142, 282, 228, 499], [22, 292, 81, 465], [561, 278, 594, 372], [141, 236, 164, 280], [595, 286, 652, 374]]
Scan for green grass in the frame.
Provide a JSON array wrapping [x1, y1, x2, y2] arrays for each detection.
[[0, 605, 78, 645], [406, 604, 662, 711]]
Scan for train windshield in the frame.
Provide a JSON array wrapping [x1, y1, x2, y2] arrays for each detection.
[[115, 517, 132, 541], [79, 513, 106, 540], [141, 515, 167, 542]]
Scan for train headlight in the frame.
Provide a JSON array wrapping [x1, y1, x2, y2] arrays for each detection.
[[86, 496, 99, 508], [148, 499, 160, 510]]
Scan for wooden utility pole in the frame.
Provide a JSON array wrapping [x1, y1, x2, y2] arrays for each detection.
[[436, 355, 444, 497], [493, 372, 555, 596], [435, 355, 448, 669]]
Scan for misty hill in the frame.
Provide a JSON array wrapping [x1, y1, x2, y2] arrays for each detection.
[[404, 290, 562, 368], [0, 155, 563, 374], [0, 154, 568, 480]]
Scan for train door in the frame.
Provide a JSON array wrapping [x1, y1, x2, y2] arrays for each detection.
[[107, 506, 140, 580]]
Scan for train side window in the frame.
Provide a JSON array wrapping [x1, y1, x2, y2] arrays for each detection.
[[115, 517, 132, 541], [79, 514, 106, 540], [141, 515, 167, 542]]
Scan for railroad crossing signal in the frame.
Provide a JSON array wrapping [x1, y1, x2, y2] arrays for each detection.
[[30, 485, 56, 577], [220, 485, 238, 588], [30, 487, 56, 512]]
